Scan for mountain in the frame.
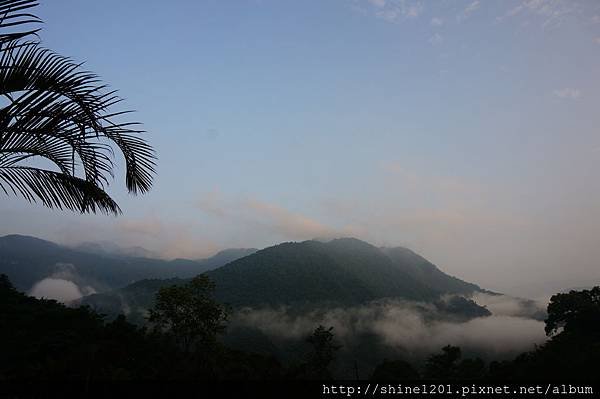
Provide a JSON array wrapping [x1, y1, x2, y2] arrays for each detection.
[[71, 241, 160, 259], [81, 237, 486, 321], [194, 248, 258, 269], [0, 235, 256, 293], [208, 238, 439, 307], [381, 246, 480, 294], [208, 237, 482, 307]]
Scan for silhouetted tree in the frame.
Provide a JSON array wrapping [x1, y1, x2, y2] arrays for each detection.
[[290, 325, 341, 380], [423, 345, 461, 379], [545, 286, 600, 337], [455, 357, 486, 380], [371, 359, 420, 380], [147, 275, 229, 353], [0, 0, 155, 215], [489, 286, 600, 381], [1, 274, 285, 383], [307, 325, 341, 377]]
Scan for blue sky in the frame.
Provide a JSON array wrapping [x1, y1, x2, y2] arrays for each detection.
[[2, 0, 600, 296]]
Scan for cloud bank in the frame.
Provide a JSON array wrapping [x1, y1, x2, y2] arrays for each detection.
[[29, 263, 97, 304], [229, 297, 547, 359]]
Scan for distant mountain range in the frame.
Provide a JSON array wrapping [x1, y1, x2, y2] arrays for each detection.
[[70, 241, 161, 259], [0, 234, 256, 292], [207, 237, 481, 307], [0, 234, 490, 322], [77, 237, 488, 322]]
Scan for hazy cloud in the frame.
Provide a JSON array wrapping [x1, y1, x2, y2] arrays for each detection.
[[361, 0, 424, 23], [29, 263, 97, 303], [114, 215, 219, 260], [472, 292, 548, 319], [499, 0, 580, 28], [196, 191, 352, 242], [429, 33, 443, 45], [231, 298, 547, 358], [430, 17, 444, 26], [553, 87, 581, 100], [30, 279, 84, 303], [117, 218, 163, 237], [457, 1, 481, 22]]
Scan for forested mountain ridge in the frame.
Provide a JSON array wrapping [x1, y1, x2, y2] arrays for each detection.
[[0, 234, 256, 292], [81, 237, 486, 320], [381, 245, 481, 294]]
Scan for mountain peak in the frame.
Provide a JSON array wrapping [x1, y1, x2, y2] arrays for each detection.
[[0, 234, 59, 250]]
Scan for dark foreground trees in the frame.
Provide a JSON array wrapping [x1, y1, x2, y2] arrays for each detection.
[[371, 286, 600, 382], [0, 0, 155, 214], [0, 274, 281, 381], [489, 286, 600, 381], [2, 272, 599, 383], [147, 275, 229, 353]]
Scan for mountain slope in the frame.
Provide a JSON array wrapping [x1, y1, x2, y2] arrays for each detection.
[[208, 238, 439, 307], [0, 235, 255, 293], [81, 238, 486, 321], [381, 246, 481, 294]]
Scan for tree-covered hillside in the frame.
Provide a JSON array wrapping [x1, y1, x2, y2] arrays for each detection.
[[81, 238, 487, 321], [0, 234, 256, 292]]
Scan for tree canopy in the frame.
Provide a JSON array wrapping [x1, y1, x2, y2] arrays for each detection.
[[147, 274, 229, 353]]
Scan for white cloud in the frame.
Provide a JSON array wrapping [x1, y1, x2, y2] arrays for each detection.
[[406, 4, 422, 18], [30, 278, 83, 303], [363, 0, 424, 23], [458, 0, 481, 22], [553, 87, 581, 100], [430, 17, 444, 26], [429, 33, 444, 45], [499, 0, 580, 29], [231, 299, 547, 358], [28, 263, 97, 303], [465, 1, 481, 14]]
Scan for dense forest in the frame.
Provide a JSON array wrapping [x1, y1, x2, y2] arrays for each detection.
[[2, 273, 598, 385]]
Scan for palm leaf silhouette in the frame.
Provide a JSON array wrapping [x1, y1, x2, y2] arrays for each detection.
[[0, 0, 156, 215]]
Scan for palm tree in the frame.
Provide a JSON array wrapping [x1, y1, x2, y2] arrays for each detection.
[[0, 0, 156, 215]]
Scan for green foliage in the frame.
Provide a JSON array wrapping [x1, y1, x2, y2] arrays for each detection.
[[148, 275, 229, 352]]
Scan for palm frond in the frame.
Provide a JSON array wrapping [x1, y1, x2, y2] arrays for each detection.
[[0, 166, 121, 215], [0, 0, 41, 45], [0, 40, 156, 213], [0, 1, 156, 215]]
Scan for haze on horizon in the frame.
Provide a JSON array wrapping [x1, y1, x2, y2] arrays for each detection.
[[1, 0, 599, 298]]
